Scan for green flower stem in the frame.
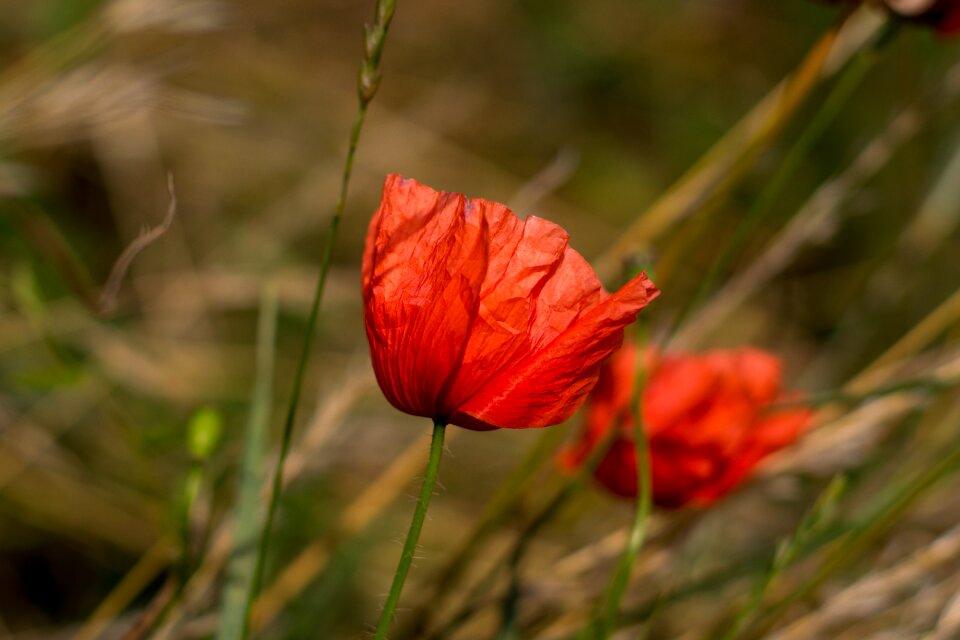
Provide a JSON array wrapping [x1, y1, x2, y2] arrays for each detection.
[[244, 0, 398, 630], [436, 405, 620, 640], [595, 365, 651, 638], [374, 420, 447, 640], [401, 427, 565, 637], [427, 428, 617, 640], [589, 273, 655, 639]]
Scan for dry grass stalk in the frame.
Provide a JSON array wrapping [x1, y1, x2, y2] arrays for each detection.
[[673, 58, 960, 349], [592, 5, 886, 280]]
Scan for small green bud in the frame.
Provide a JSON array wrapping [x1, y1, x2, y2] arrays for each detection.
[[187, 407, 223, 460]]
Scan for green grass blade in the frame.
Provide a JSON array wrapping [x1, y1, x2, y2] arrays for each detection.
[[216, 287, 278, 640]]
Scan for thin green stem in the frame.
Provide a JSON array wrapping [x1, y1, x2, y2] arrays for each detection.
[[374, 420, 447, 640], [243, 106, 365, 640], [244, 0, 398, 629], [585, 266, 654, 639], [666, 47, 875, 343], [595, 366, 651, 638], [401, 427, 565, 637], [435, 390, 622, 639]]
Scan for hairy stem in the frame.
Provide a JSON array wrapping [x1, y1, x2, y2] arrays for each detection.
[[374, 420, 447, 639]]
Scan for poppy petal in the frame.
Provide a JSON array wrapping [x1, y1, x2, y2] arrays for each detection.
[[727, 349, 782, 404], [452, 271, 659, 429], [441, 211, 570, 410], [363, 175, 488, 419], [559, 342, 813, 508], [642, 355, 716, 436]]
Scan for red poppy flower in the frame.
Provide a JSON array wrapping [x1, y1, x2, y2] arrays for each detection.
[[558, 344, 813, 508], [820, 0, 960, 35], [362, 175, 660, 431]]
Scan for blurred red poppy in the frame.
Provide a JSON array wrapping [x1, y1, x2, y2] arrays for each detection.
[[362, 174, 659, 431], [821, 0, 960, 34], [558, 344, 813, 508]]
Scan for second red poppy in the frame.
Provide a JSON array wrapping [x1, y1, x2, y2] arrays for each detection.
[[559, 344, 813, 508]]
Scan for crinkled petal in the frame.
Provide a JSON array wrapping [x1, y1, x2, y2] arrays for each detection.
[[442, 212, 570, 409], [363, 175, 487, 418], [452, 272, 659, 429], [527, 245, 605, 349]]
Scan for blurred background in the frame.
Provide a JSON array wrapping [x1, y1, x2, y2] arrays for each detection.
[[1, 0, 959, 638]]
